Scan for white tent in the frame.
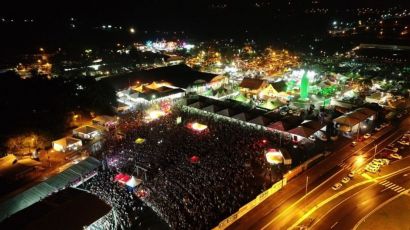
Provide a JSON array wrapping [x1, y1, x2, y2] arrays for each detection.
[[126, 176, 142, 188]]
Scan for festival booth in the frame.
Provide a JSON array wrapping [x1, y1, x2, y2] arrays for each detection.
[[189, 155, 200, 164], [73, 125, 101, 140], [125, 176, 142, 192], [187, 122, 208, 133], [114, 173, 131, 185], [92, 115, 118, 130], [52, 137, 82, 152], [135, 138, 146, 144]]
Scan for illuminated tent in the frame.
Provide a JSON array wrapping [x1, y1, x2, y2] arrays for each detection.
[[249, 116, 272, 126], [202, 104, 223, 113], [114, 173, 131, 184], [259, 84, 278, 98], [259, 99, 282, 110], [135, 138, 145, 144], [233, 93, 250, 103], [265, 149, 284, 165], [190, 156, 200, 164], [267, 121, 287, 131], [187, 122, 208, 132], [125, 176, 142, 188]]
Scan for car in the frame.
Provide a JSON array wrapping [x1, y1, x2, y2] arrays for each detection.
[[375, 126, 382, 131], [348, 172, 355, 178], [398, 140, 410, 146], [315, 132, 328, 141], [366, 163, 380, 170], [366, 163, 380, 171], [309, 135, 316, 141], [341, 177, 351, 184], [369, 162, 382, 168], [372, 158, 389, 166], [384, 147, 399, 153], [332, 183, 343, 190], [365, 166, 378, 173], [351, 141, 358, 147], [357, 136, 365, 142], [363, 133, 372, 139], [389, 153, 402, 160], [381, 122, 391, 128]]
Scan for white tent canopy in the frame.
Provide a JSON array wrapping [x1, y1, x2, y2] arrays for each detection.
[[125, 176, 141, 188]]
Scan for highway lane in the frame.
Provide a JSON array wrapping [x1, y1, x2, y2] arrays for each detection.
[[227, 120, 408, 230], [309, 168, 410, 230], [257, 128, 404, 230]]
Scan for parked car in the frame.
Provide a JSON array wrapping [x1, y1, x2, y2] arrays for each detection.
[[341, 177, 351, 184], [348, 171, 355, 178], [375, 126, 382, 131], [315, 131, 328, 141], [398, 140, 410, 146], [357, 136, 365, 142], [389, 153, 402, 160], [351, 141, 358, 147], [363, 133, 372, 139], [365, 164, 379, 173], [332, 183, 343, 190]]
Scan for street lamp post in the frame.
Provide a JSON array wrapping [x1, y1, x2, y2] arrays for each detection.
[[374, 144, 377, 159], [305, 176, 309, 196]]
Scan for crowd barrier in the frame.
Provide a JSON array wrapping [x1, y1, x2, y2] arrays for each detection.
[[213, 179, 286, 230]]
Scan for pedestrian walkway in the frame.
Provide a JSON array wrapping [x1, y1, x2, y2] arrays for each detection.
[[379, 180, 407, 193]]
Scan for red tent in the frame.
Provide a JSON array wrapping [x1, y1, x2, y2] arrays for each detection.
[[190, 156, 200, 164], [114, 173, 131, 184]]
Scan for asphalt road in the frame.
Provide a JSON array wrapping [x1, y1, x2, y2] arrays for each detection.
[[228, 120, 409, 230], [309, 166, 410, 230]]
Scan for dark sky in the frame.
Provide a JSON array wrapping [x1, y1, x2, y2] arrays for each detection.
[[1, 0, 409, 19]]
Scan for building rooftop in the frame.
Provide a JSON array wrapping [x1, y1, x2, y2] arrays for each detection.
[[0, 188, 111, 230]]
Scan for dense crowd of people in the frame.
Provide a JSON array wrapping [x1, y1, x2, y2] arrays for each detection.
[[84, 106, 299, 229]]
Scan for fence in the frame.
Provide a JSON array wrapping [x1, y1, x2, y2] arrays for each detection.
[[213, 178, 286, 230]]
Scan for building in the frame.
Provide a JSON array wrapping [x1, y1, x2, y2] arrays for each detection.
[[117, 81, 185, 108], [333, 108, 376, 138], [239, 77, 269, 98], [92, 115, 118, 129], [0, 157, 101, 222], [73, 126, 101, 140], [0, 188, 111, 230], [287, 120, 327, 142], [52, 137, 82, 152]]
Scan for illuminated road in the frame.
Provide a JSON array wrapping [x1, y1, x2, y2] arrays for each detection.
[[298, 163, 410, 230], [228, 118, 410, 230]]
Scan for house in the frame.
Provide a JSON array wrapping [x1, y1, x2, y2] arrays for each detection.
[[288, 120, 327, 142], [52, 137, 82, 152], [239, 77, 269, 97], [73, 126, 101, 140], [333, 108, 376, 138], [92, 115, 118, 129]]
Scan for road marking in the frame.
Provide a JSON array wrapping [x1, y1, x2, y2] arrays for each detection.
[[290, 167, 410, 229], [353, 191, 405, 230], [330, 221, 339, 229], [261, 169, 346, 230], [396, 188, 405, 193], [361, 173, 373, 180]]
